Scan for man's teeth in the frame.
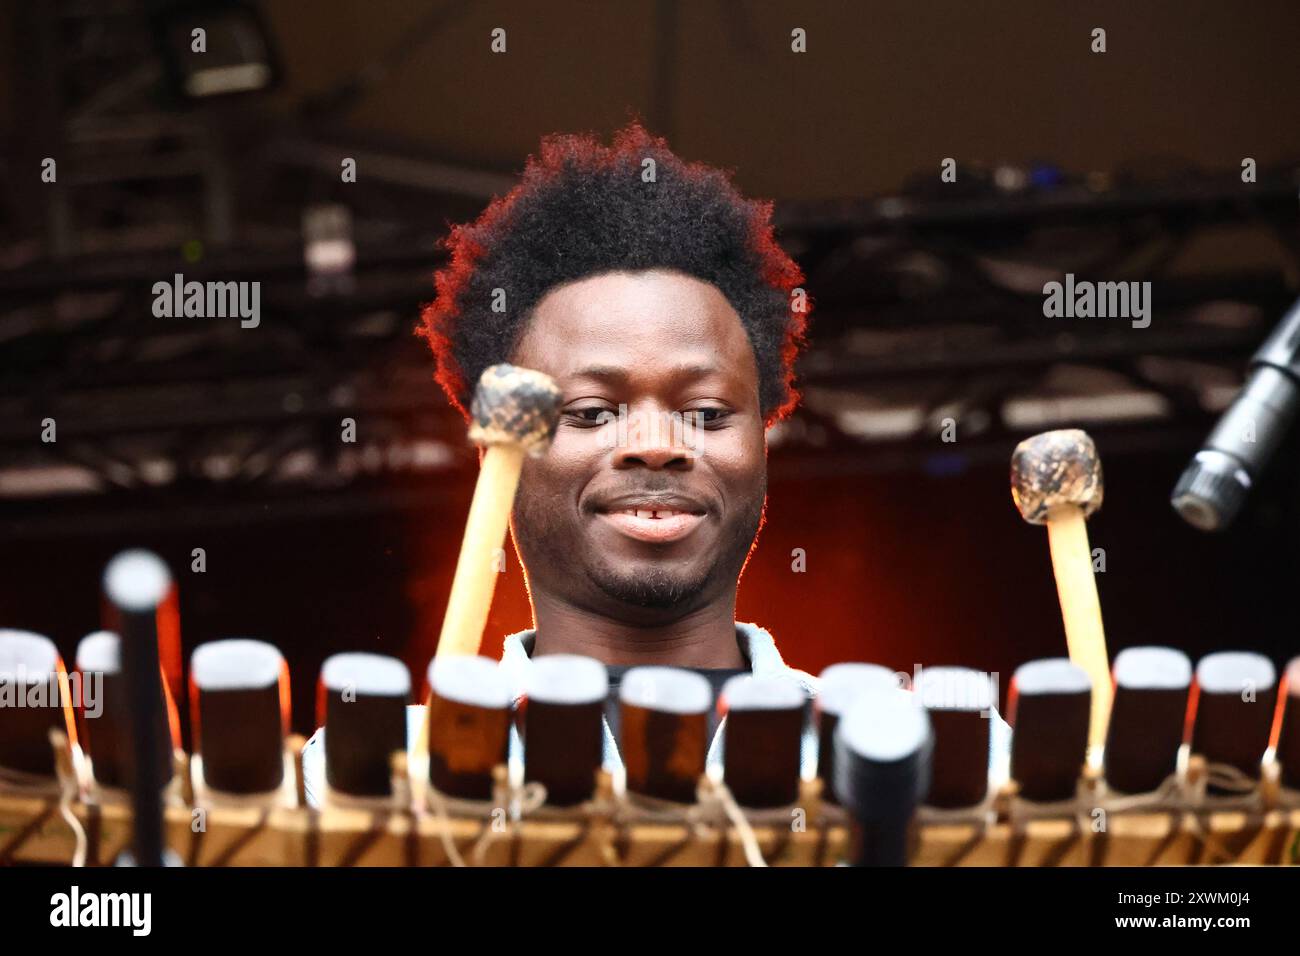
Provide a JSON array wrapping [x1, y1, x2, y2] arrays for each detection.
[[620, 508, 684, 519]]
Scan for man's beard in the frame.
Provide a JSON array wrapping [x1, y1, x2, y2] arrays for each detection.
[[587, 555, 714, 609], [582, 493, 766, 610]]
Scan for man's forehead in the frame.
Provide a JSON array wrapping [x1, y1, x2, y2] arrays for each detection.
[[566, 360, 725, 387], [514, 270, 756, 386]]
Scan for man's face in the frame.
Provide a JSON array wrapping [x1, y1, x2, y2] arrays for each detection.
[[508, 269, 768, 623]]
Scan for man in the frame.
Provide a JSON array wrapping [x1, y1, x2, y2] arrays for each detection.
[[301, 122, 814, 803], [422, 120, 819, 771], [302, 122, 1005, 803]]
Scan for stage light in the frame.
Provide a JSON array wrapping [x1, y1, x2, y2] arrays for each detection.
[[152, 1, 280, 101]]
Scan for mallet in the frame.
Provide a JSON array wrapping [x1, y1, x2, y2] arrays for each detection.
[[1011, 428, 1112, 761], [415, 364, 562, 755], [437, 363, 562, 659]]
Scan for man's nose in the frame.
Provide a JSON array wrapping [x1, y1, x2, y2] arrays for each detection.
[[610, 408, 696, 470]]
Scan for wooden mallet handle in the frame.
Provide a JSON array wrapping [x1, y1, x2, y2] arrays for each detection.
[[437, 442, 527, 659], [1012, 429, 1113, 759], [416, 365, 562, 750]]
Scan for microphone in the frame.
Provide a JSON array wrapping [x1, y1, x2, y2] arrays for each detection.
[[1172, 298, 1300, 530]]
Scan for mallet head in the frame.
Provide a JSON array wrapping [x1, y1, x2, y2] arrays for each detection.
[[468, 364, 563, 455], [1010, 428, 1104, 524]]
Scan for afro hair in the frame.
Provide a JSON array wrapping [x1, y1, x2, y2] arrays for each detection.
[[418, 121, 811, 428]]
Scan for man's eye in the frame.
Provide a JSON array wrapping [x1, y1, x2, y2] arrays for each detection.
[[683, 407, 729, 426], [565, 406, 615, 425]]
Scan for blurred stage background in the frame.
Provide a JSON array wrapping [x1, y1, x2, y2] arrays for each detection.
[[1, 0, 1299, 736]]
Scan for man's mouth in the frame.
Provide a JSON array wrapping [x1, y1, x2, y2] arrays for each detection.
[[592, 496, 709, 544], [597, 509, 704, 543]]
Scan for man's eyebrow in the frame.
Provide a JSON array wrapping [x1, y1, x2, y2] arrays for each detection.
[[568, 363, 723, 383]]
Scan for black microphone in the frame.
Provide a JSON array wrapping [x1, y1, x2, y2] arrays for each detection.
[[1172, 298, 1300, 531]]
